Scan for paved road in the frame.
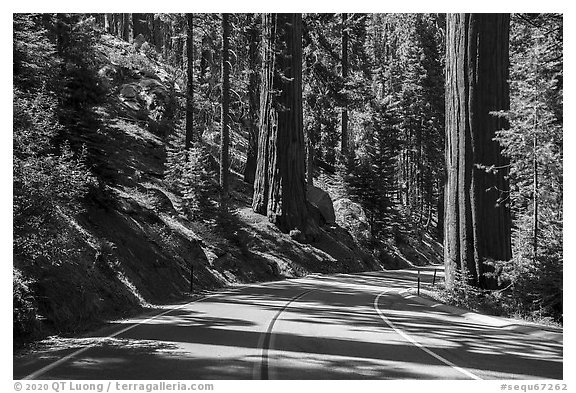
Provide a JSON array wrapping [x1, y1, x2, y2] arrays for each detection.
[[14, 269, 563, 380]]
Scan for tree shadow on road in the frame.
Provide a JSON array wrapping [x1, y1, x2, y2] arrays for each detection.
[[13, 271, 563, 380]]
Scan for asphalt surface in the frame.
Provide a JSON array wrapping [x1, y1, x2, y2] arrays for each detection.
[[13, 269, 563, 380]]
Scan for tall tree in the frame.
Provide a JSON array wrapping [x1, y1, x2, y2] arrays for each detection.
[[243, 14, 260, 185], [252, 13, 310, 235], [185, 13, 194, 149], [220, 13, 230, 197], [494, 14, 563, 319], [341, 13, 349, 156], [121, 13, 130, 41], [444, 13, 512, 289]]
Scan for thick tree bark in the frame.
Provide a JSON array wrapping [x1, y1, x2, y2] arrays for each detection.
[[185, 14, 194, 150], [243, 14, 260, 185], [220, 13, 230, 197], [341, 13, 349, 156], [444, 13, 512, 289], [252, 13, 310, 235]]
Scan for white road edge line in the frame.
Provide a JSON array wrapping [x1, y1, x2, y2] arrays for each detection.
[[22, 293, 220, 380], [374, 290, 482, 380]]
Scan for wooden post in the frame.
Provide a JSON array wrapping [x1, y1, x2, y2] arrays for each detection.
[[432, 269, 437, 286], [190, 264, 194, 293], [417, 269, 421, 296]]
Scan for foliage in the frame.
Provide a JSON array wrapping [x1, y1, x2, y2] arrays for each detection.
[[343, 99, 399, 238], [302, 14, 345, 166], [13, 268, 39, 339], [12, 12, 564, 340], [496, 214, 562, 321], [374, 14, 445, 226], [165, 130, 219, 220], [14, 15, 99, 268], [54, 14, 105, 112], [14, 89, 96, 266], [433, 270, 511, 318], [13, 14, 59, 92], [492, 13, 563, 322]]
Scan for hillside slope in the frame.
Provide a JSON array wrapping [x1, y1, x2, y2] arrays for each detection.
[[14, 32, 393, 344]]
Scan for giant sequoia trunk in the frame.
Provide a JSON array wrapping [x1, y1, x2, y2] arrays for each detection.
[[252, 13, 310, 235], [444, 13, 512, 289]]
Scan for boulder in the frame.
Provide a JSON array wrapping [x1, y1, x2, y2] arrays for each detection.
[[333, 198, 372, 243], [133, 33, 146, 51], [307, 185, 336, 224], [120, 84, 139, 99], [98, 64, 119, 81]]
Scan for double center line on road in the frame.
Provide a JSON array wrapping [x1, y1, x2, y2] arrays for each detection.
[[256, 289, 315, 380], [373, 290, 482, 380]]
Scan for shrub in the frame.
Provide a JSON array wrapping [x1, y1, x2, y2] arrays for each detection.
[[13, 268, 38, 339], [164, 131, 219, 221], [14, 88, 96, 267]]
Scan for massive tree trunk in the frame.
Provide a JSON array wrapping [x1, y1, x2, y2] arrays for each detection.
[[444, 13, 512, 289], [220, 13, 230, 197], [243, 14, 260, 185], [341, 13, 349, 156], [185, 13, 194, 149], [252, 13, 310, 235]]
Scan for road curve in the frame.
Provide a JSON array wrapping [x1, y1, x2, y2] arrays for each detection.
[[14, 269, 563, 380]]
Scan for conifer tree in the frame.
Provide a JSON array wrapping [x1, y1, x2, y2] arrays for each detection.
[[444, 13, 512, 290], [252, 13, 310, 236], [220, 13, 230, 197]]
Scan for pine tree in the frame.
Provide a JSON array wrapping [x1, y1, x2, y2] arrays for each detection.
[[494, 13, 563, 320]]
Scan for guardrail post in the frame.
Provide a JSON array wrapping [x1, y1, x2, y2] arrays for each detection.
[[417, 269, 420, 296], [190, 264, 194, 293], [432, 268, 437, 286]]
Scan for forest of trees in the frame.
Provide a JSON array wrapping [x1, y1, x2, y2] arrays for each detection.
[[13, 13, 563, 326]]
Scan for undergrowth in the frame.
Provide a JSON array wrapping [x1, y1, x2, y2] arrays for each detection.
[[429, 270, 562, 327]]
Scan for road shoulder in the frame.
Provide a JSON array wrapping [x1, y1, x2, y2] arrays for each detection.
[[400, 288, 563, 343]]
